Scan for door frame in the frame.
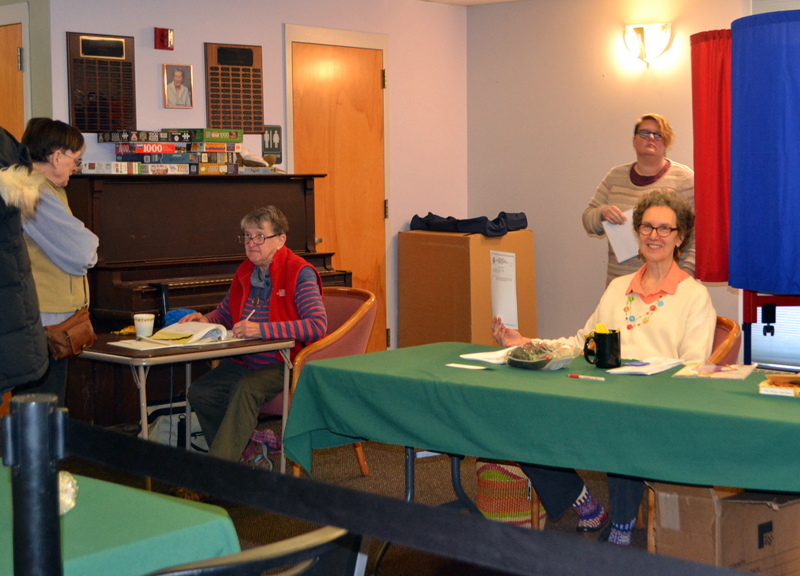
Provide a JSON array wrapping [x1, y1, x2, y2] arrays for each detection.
[[0, 2, 32, 128], [283, 24, 394, 347]]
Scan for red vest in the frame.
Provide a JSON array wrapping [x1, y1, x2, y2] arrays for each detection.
[[228, 246, 323, 359]]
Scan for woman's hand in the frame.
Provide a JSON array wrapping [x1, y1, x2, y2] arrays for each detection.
[[492, 316, 527, 347], [232, 320, 261, 339], [179, 312, 208, 324], [601, 205, 627, 225]]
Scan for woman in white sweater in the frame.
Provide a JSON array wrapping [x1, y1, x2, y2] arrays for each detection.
[[493, 189, 716, 546]]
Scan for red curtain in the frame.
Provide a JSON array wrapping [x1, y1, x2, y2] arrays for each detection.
[[691, 29, 732, 282]]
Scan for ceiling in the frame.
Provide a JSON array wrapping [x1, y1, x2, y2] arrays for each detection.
[[420, 0, 524, 5]]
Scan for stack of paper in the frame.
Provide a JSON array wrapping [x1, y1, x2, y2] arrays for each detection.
[[606, 357, 684, 375], [459, 347, 516, 365]]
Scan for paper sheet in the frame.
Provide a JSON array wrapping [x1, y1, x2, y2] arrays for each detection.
[[491, 250, 518, 329], [459, 347, 516, 364], [606, 357, 684, 375], [602, 209, 639, 263]]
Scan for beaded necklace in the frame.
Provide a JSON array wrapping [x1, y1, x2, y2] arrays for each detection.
[[624, 294, 666, 330]]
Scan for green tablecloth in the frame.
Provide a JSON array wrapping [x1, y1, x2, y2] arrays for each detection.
[[284, 342, 800, 492], [1, 468, 240, 576]]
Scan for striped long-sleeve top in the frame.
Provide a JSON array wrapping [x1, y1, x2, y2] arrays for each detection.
[[206, 265, 327, 369], [582, 160, 695, 286]]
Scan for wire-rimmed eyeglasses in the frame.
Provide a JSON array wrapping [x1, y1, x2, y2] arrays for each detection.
[[238, 233, 278, 245]]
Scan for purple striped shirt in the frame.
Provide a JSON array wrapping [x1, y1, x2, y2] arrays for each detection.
[[206, 266, 326, 369]]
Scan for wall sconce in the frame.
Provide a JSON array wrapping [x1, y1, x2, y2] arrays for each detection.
[[624, 23, 672, 64]]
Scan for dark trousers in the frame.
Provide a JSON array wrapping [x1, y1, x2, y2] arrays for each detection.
[[13, 352, 68, 407], [187, 359, 284, 462], [518, 463, 644, 525]]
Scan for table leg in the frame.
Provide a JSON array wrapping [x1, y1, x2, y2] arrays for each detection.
[[130, 364, 152, 491], [373, 449, 479, 576], [450, 455, 481, 515], [185, 362, 192, 451], [130, 365, 151, 440], [279, 349, 291, 474]]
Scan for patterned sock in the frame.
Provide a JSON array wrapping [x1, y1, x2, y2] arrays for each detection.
[[608, 519, 636, 546], [572, 486, 607, 529]]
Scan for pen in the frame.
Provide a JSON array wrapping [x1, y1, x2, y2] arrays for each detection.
[[568, 374, 605, 382], [244, 309, 255, 321]]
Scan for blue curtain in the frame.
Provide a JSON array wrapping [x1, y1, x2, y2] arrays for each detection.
[[730, 11, 800, 294]]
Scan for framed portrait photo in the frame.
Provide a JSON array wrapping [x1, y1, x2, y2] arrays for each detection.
[[164, 64, 193, 109]]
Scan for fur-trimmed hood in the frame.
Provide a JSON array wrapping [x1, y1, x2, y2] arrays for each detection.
[[0, 165, 44, 219]]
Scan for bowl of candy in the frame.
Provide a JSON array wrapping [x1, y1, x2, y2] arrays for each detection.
[[507, 340, 581, 371]]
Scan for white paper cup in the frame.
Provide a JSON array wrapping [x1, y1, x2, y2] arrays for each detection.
[[134, 313, 155, 338]]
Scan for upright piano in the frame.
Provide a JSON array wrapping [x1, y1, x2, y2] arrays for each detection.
[[65, 173, 350, 425]]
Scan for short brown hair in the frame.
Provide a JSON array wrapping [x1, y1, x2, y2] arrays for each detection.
[[22, 118, 84, 163], [634, 113, 674, 149], [632, 189, 694, 260], [241, 205, 288, 236]]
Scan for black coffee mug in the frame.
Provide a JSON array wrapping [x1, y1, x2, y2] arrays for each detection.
[[584, 330, 621, 369]]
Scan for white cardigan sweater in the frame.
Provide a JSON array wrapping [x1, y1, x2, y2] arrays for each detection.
[[547, 271, 717, 364]]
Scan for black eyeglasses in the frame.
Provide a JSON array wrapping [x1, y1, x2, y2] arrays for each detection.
[[238, 233, 278, 245], [638, 223, 678, 237], [636, 130, 663, 141]]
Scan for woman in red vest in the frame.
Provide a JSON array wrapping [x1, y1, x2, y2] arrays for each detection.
[[183, 206, 327, 462]]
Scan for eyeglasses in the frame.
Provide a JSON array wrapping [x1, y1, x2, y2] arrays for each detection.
[[638, 223, 678, 237], [63, 152, 82, 168], [636, 130, 663, 141], [238, 233, 278, 245]]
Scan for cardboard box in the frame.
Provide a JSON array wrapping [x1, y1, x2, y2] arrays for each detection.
[[398, 229, 537, 348], [652, 482, 800, 574]]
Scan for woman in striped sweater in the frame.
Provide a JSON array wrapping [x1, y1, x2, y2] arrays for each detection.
[[582, 113, 695, 286], [184, 206, 327, 462]]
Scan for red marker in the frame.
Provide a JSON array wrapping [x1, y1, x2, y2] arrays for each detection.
[[568, 374, 605, 382]]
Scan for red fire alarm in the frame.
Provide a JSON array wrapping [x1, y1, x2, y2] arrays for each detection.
[[154, 28, 174, 50]]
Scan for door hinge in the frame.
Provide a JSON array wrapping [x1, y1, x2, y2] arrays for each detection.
[[386, 328, 391, 348], [17, 47, 23, 71], [381, 69, 387, 89], [384, 199, 389, 219]]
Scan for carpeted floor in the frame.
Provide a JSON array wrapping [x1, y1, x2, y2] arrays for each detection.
[[62, 419, 648, 576]]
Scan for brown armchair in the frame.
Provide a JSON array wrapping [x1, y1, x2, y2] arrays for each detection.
[[259, 287, 377, 476]]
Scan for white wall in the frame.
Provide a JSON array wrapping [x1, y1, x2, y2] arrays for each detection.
[[47, 0, 469, 341], [467, 0, 748, 338]]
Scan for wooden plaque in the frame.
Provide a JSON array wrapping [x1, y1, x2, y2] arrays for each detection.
[[67, 32, 136, 133], [204, 43, 264, 133]]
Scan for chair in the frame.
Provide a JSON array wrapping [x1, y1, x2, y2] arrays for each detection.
[[643, 315, 742, 551], [706, 315, 742, 365], [143, 526, 362, 576], [258, 287, 377, 477]]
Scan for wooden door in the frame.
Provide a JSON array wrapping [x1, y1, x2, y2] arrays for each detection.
[[0, 23, 23, 139], [292, 42, 386, 353]]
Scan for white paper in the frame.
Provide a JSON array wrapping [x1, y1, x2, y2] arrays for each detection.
[[459, 347, 516, 364], [606, 356, 684, 375], [602, 209, 639, 263], [491, 250, 518, 329]]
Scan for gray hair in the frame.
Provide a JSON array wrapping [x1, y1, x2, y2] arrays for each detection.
[[240, 205, 288, 236]]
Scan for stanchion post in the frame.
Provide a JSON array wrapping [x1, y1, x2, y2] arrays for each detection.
[[1, 393, 67, 576]]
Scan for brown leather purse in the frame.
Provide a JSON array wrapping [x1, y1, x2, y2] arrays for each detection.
[[44, 307, 97, 360]]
